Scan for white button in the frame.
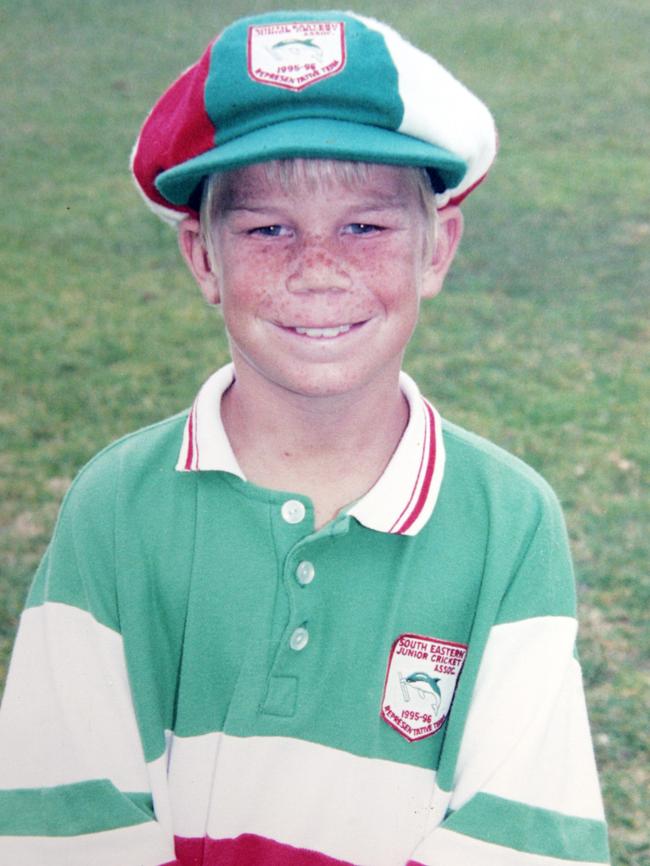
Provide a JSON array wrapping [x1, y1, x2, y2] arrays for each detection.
[[281, 499, 306, 524], [289, 627, 309, 651], [296, 561, 315, 586]]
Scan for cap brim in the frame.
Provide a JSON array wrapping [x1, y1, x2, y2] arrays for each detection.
[[155, 117, 467, 207]]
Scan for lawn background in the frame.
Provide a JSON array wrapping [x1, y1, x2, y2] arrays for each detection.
[[1, 0, 648, 862]]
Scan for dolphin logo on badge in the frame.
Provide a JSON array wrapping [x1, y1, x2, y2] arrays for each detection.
[[268, 38, 324, 62], [405, 671, 442, 713]]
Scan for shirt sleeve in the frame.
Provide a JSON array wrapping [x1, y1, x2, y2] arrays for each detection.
[[0, 462, 178, 866], [405, 483, 611, 866]]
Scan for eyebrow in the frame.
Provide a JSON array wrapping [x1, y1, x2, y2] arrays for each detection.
[[225, 202, 298, 213], [350, 199, 412, 211], [223, 195, 412, 214]]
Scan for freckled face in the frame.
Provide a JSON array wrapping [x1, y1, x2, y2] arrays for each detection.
[[209, 163, 435, 400]]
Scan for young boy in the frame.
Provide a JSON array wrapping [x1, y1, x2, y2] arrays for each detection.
[[0, 10, 610, 866]]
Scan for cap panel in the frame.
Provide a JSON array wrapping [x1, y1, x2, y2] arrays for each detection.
[[131, 41, 217, 218], [352, 13, 498, 206], [205, 12, 404, 145]]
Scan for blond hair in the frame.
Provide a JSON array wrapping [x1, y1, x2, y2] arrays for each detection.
[[198, 159, 439, 270]]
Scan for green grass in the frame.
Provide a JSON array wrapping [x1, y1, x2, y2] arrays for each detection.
[[1, 1, 648, 862]]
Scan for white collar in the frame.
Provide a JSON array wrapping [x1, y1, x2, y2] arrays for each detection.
[[176, 364, 445, 536]]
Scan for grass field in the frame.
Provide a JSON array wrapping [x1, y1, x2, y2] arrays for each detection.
[[1, 0, 648, 861]]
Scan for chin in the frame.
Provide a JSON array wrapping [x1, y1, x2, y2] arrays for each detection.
[[275, 365, 394, 401]]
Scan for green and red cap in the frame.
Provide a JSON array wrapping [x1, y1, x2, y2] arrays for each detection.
[[131, 10, 497, 223]]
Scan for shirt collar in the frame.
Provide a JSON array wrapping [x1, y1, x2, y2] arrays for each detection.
[[176, 363, 445, 536]]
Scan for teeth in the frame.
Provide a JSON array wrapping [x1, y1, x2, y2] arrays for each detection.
[[294, 324, 351, 338]]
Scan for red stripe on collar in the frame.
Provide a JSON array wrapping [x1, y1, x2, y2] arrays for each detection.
[[392, 399, 437, 535], [184, 400, 197, 471]]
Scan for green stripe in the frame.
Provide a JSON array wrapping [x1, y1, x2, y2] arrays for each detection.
[[0, 781, 154, 836], [443, 792, 610, 862]]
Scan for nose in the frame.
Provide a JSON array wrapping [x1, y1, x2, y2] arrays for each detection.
[[286, 237, 352, 293]]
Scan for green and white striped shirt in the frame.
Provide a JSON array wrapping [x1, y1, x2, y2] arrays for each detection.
[[0, 366, 610, 865]]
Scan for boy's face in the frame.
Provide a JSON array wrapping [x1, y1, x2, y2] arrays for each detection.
[[181, 162, 461, 402]]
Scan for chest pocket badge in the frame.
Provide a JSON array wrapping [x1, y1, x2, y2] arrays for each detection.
[[381, 632, 467, 742]]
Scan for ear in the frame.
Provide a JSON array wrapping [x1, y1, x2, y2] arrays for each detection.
[[177, 217, 221, 305], [420, 205, 464, 299]]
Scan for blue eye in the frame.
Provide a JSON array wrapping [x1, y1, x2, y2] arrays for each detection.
[[345, 223, 382, 235], [250, 225, 285, 237]]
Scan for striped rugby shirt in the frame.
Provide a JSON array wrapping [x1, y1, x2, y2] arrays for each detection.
[[0, 364, 609, 865]]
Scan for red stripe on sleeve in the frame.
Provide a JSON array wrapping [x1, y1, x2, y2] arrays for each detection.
[[175, 833, 355, 866]]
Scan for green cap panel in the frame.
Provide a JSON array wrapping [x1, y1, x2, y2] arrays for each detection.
[[207, 11, 404, 144]]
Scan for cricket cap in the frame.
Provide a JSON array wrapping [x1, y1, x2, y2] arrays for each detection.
[[131, 10, 497, 223]]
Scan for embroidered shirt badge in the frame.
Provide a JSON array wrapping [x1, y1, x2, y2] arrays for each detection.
[[381, 633, 468, 742], [247, 21, 346, 91]]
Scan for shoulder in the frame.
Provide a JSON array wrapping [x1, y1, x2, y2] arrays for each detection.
[[58, 410, 191, 520], [84, 409, 188, 473], [438, 418, 576, 619], [26, 412, 191, 617], [440, 416, 564, 523]]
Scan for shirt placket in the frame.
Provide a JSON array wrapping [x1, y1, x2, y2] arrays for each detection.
[[259, 496, 349, 719]]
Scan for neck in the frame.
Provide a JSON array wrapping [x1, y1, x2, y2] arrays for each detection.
[[221, 365, 409, 527]]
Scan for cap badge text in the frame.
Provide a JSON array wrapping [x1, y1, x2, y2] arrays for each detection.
[[248, 21, 346, 91]]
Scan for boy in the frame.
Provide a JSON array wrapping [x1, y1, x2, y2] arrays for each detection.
[[0, 10, 610, 866]]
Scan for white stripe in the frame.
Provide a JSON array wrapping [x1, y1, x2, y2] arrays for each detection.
[[0, 822, 175, 866], [351, 14, 497, 208], [147, 751, 174, 838], [0, 603, 149, 792], [167, 731, 223, 837], [413, 826, 606, 866], [452, 617, 606, 820], [168, 731, 438, 866]]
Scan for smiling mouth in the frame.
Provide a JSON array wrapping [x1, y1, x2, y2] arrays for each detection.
[[293, 324, 352, 338]]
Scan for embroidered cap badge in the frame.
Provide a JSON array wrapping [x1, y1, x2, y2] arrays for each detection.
[[247, 21, 346, 91], [381, 633, 468, 742]]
